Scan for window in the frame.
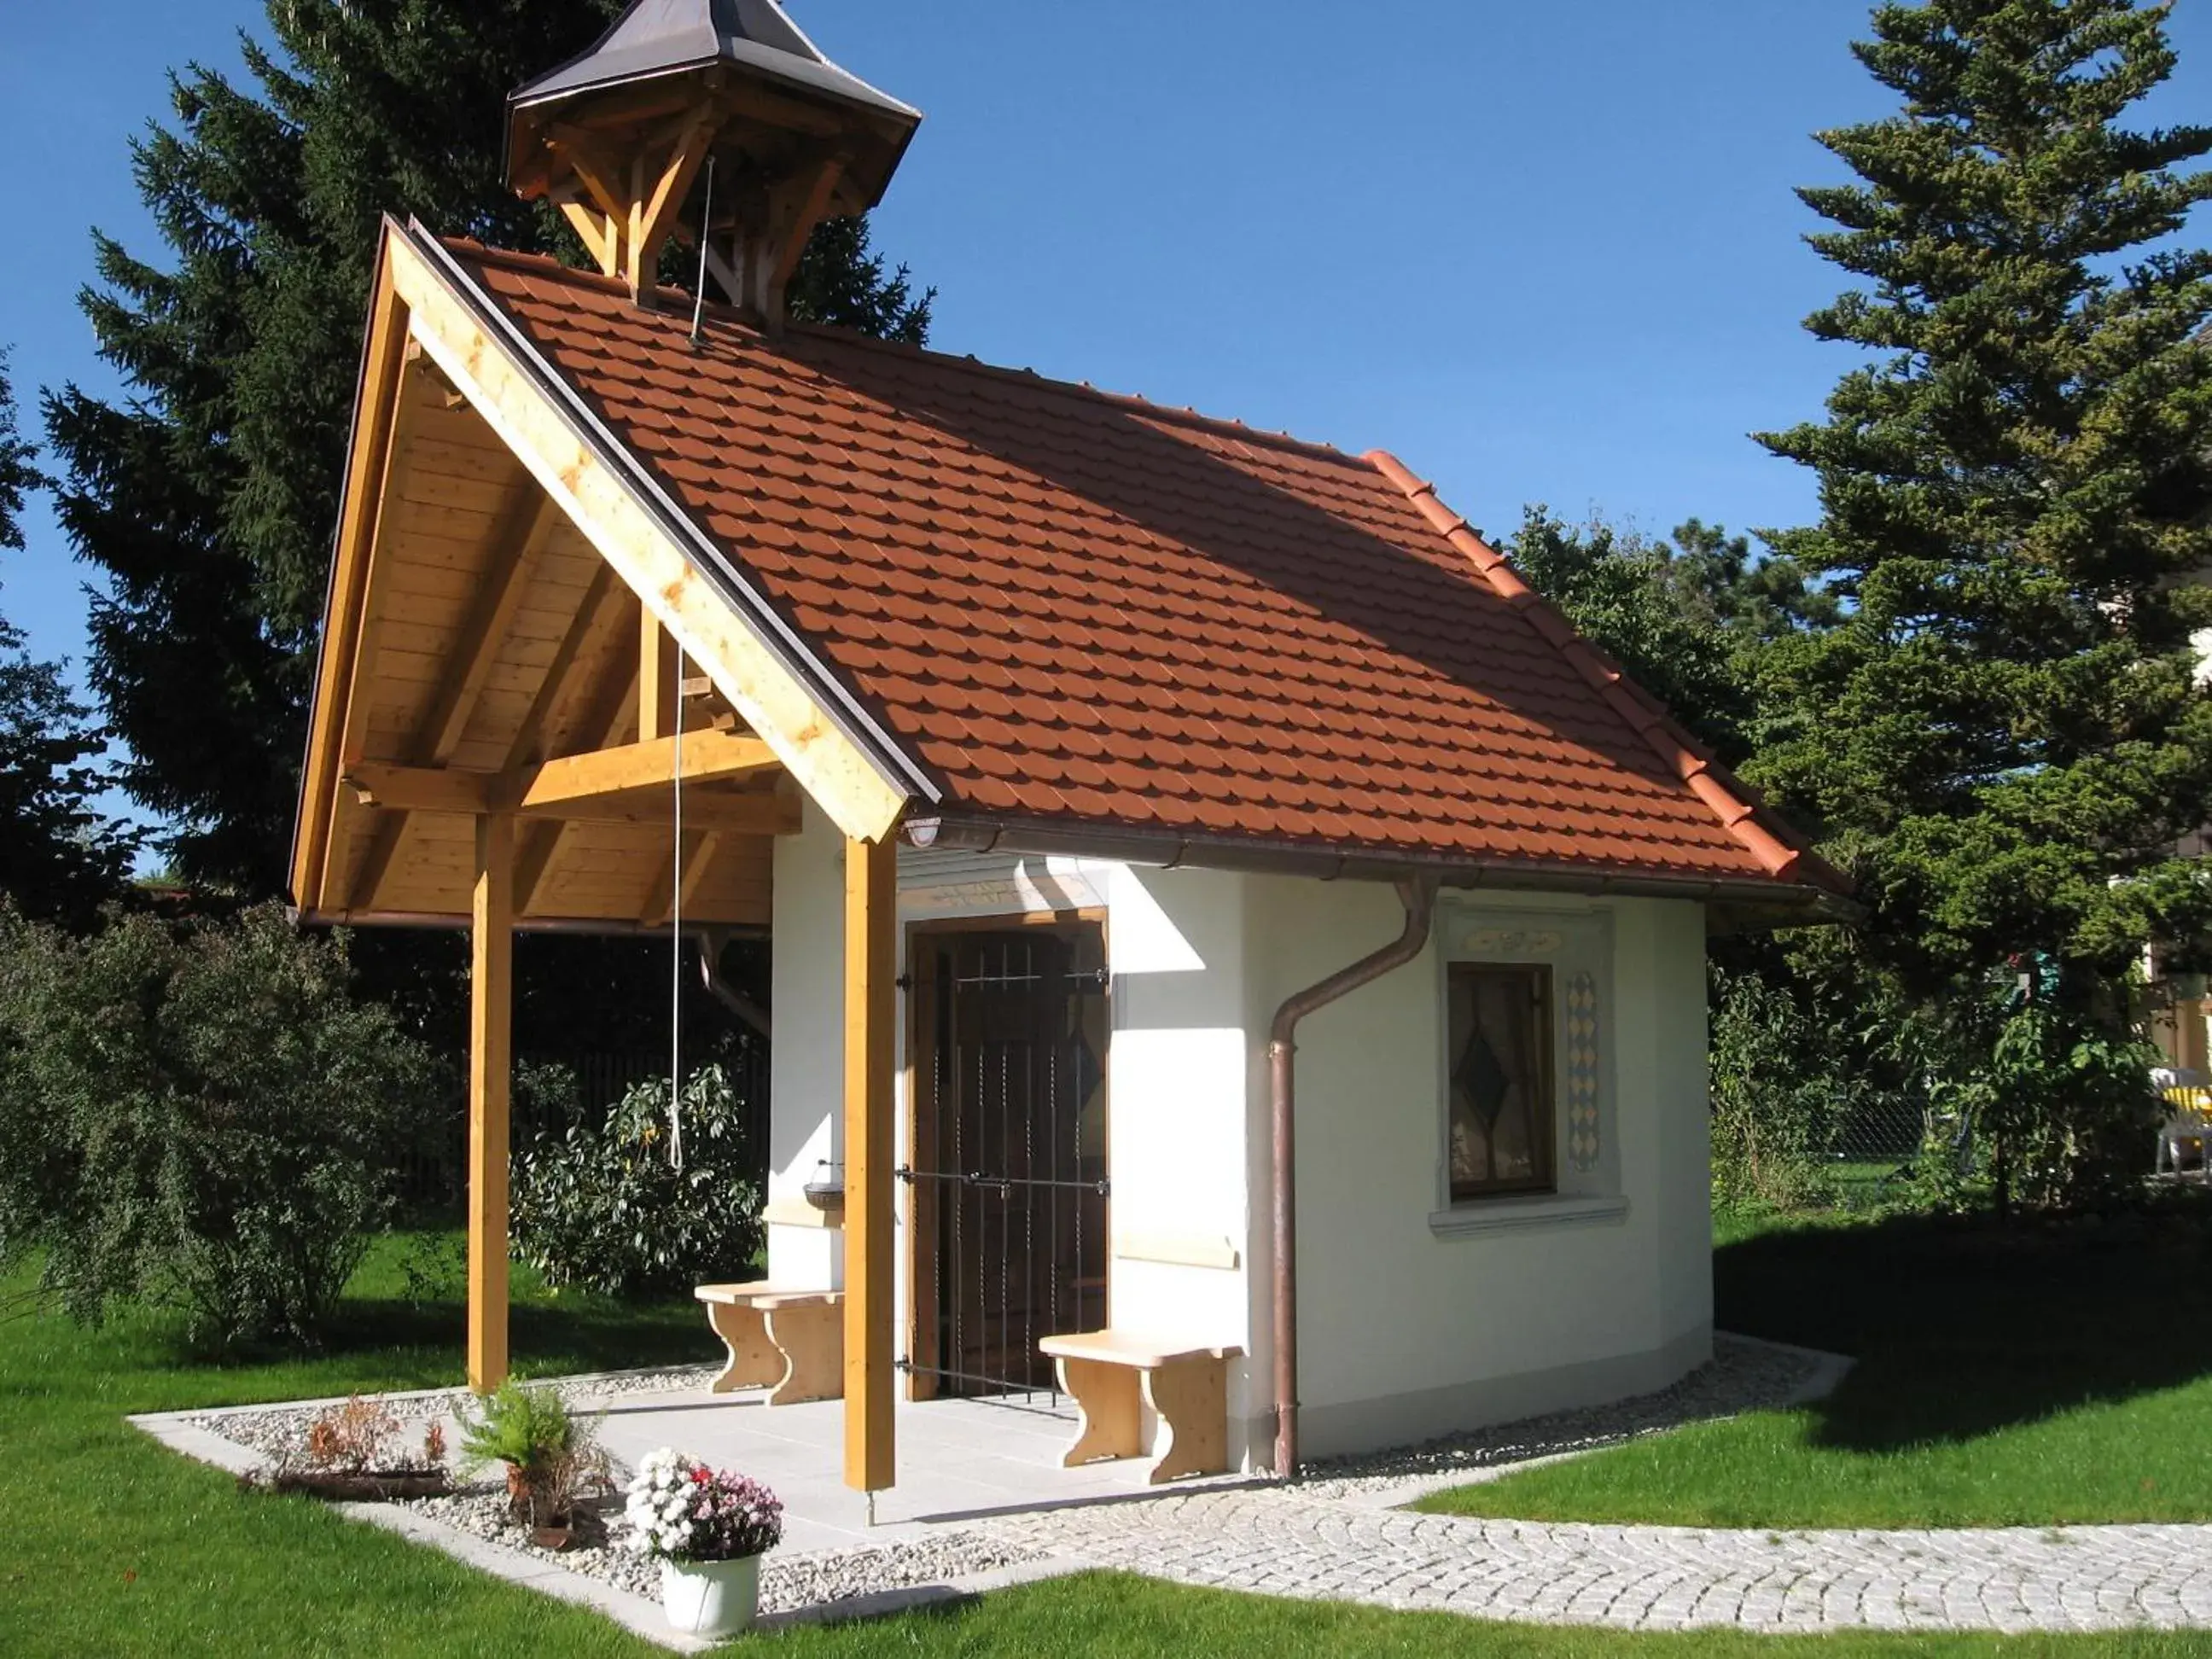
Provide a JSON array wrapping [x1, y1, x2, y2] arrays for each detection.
[[1447, 963, 1555, 1199]]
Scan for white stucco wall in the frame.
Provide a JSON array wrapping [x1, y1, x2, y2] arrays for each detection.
[[765, 800, 846, 1292], [1271, 880, 1713, 1458], [762, 823, 1713, 1470]]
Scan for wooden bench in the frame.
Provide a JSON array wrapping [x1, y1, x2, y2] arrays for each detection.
[[1038, 1330, 1243, 1485], [694, 1283, 842, 1406]]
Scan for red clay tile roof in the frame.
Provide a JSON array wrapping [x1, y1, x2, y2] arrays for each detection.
[[443, 240, 1842, 899]]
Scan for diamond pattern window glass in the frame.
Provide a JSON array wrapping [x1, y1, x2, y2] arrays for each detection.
[[1447, 963, 1555, 1199]]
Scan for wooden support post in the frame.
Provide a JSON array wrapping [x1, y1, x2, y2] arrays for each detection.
[[468, 811, 515, 1393], [640, 613, 678, 743], [842, 834, 897, 1493]]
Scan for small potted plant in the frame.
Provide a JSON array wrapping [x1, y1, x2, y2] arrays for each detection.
[[455, 1380, 612, 1549], [625, 1447, 783, 1637]]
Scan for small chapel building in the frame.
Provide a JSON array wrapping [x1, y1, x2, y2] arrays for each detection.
[[290, 0, 1848, 1493]]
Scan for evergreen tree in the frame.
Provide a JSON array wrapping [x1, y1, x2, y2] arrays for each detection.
[[0, 354, 131, 926], [1657, 519, 1842, 644], [1754, 0, 2212, 1015], [44, 1, 930, 891], [1506, 509, 1760, 764]]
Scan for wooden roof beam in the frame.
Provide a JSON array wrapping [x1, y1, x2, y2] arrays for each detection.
[[343, 732, 791, 825], [521, 730, 780, 809]]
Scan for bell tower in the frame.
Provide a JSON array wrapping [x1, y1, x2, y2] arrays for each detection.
[[505, 0, 920, 318]]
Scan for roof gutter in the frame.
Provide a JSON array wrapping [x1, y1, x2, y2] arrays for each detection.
[[1268, 876, 1438, 1479], [398, 218, 941, 811], [902, 812, 1856, 923], [288, 905, 769, 941]]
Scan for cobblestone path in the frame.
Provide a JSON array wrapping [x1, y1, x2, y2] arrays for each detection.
[[987, 1487, 2212, 1633]]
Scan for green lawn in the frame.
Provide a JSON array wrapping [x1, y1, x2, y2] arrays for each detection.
[[10, 1226, 2212, 1656], [1420, 1203, 2212, 1528]]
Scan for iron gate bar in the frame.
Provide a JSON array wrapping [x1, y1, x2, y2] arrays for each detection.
[[895, 1167, 1110, 1195], [900, 923, 1109, 1402]]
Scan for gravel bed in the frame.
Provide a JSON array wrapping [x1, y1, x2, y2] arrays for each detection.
[[1295, 1333, 1834, 1501], [397, 1487, 1043, 1614], [182, 1364, 719, 1466]]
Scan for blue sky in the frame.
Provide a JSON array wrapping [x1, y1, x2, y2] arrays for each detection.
[[3, 0, 2208, 829]]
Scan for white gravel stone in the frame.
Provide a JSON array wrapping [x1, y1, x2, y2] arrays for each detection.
[[396, 1487, 1043, 1615], [182, 1365, 719, 1466]]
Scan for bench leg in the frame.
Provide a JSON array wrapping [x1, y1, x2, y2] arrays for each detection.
[[1142, 1355, 1228, 1484], [764, 1303, 843, 1406], [1055, 1355, 1143, 1467], [703, 1302, 781, 1394]]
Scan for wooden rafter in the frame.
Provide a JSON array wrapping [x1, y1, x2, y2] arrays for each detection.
[[771, 156, 847, 293], [545, 126, 631, 224], [639, 828, 722, 928], [392, 230, 912, 842], [515, 618, 641, 917], [504, 562, 620, 773], [352, 487, 561, 913]]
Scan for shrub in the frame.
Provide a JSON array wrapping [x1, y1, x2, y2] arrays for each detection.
[[1962, 1004, 2160, 1215], [510, 1064, 763, 1295], [456, 1379, 611, 1526], [1709, 968, 1854, 1210], [0, 902, 435, 1345]]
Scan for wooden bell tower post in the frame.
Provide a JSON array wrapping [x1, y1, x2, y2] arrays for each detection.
[[504, 0, 921, 321]]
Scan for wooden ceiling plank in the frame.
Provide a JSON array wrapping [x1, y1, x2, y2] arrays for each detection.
[[425, 492, 562, 766], [505, 563, 620, 772], [515, 592, 639, 920], [637, 828, 720, 928], [513, 819, 573, 918], [329, 362, 437, 913], [352, 487, 562, 913]]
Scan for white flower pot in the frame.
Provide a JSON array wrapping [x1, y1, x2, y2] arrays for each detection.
[[660, 1553, 762, 1639]]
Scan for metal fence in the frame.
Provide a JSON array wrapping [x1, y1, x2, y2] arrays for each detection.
[[1831, 1097, 1931, 1167]]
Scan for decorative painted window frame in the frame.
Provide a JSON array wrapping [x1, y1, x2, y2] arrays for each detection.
[[1429, 902, 1625, 1238]]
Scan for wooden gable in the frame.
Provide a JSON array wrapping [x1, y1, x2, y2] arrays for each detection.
[[291, 219, 915, 932]]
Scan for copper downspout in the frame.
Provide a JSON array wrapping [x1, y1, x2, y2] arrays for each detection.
[[1268, 876, 1438, 1481]]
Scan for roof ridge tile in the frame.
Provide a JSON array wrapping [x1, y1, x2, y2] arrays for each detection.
[[1362, 448, 1848, 897]]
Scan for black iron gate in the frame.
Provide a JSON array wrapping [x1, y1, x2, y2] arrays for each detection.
[[899, 923, 1109, 1399]]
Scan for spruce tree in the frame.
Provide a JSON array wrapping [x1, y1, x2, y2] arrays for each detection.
[[0, 354, 131, 926], [1755, 0, 2212, 1013], [44, 1, 930, 890]]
